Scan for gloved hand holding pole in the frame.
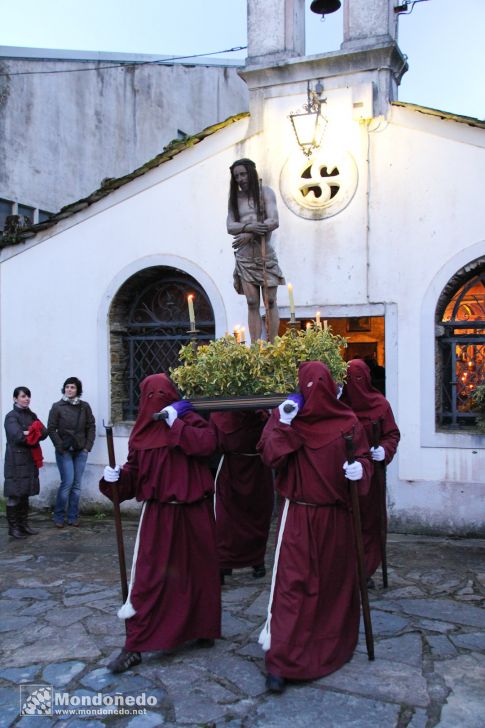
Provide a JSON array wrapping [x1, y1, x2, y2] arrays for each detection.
[[372, 419, 388, 588], [103, 421, 128, 610], [344, 432, 374, 661]]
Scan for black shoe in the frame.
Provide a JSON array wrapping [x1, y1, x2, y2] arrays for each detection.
[[20, 522, 39, 535], [18, 497, 39, 535], [266, 673, 286, 693], [107, 649, 141, 673], [252, 564, 266, 579], [195, 638, 215, 648], [6, 505, 27, 539], [367, 577, 376, 590]]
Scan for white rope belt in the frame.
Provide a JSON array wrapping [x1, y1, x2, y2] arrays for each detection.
[[213, 454, 225, 519], [117, 500, 147, 620], [258, 497, 290, 652]]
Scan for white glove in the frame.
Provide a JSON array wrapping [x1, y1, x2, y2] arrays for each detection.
[[104, 465, 120, 482], [278, 400, 299, 425], [370, 446, 385, 462], [160, 405, 177, 427], [343, 460, 363, 481]]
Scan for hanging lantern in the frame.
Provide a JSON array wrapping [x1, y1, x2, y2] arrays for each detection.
[[289, 81, 327, 157]]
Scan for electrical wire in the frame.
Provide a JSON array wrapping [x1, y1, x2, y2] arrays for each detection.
[[0, 45, 247, 78]]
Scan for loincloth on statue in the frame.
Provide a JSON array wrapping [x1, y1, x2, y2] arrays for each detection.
[[233, 240, 285, 294]]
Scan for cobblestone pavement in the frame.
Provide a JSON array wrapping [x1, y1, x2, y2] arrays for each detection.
[[0, 512, 484, 728]]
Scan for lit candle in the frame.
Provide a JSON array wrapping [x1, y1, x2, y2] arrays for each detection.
[[324, 320, 328, 331], [316, 311, 321, 326], [306, 322, 311, 330], [187, 294, 195, 326], [287, 283, 295, 315], [240, 326, 246, 344], [233, 325, 240, 341]]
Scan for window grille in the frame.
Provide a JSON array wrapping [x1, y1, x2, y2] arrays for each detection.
[[122, 274, 215, 420], [437, 271, 485, 428]]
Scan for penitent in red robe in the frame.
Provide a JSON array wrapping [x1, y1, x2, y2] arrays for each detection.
[[211, 411, 274, 570], [100, 374, 220, 652], [257, 362, 372, 681], [342, 359, 400, 577]]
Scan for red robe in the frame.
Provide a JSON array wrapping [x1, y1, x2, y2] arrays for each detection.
[[211, 411, 274, 570], [100, 374, 220, 652], [257, 362, 372, 681], [342, 359, 400, 577]]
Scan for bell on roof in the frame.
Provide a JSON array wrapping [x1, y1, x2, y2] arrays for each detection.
[[310, 0, 342, 16]]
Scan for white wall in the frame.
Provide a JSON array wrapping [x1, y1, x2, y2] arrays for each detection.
[[1, 98, 484, 532], [0, 52, 248, 213], [368, 106, 485, 533], [0, 119, 252, 513]]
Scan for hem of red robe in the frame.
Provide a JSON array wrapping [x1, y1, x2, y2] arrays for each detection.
[[219, 548, 267, 570], [265, 635, 358, 681], [364, 545, 382, 577], [125, 626, 221, 653]]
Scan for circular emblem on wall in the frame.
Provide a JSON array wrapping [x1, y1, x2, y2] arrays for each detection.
[[279, 147, 358, 220]]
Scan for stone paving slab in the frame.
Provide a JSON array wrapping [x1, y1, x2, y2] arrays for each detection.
[[449, 631, 485, 651], [0, 518, 483, 727], [252, 687, 400, 728], [316, 651, 430, 707], [434, 653, 485, 728], [45, 607, 93, 628], [394, 598, 485, 628], [189, 653, 266, 698], [355, 632, 423, 667]]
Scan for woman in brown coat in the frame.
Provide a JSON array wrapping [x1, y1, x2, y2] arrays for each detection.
[[48, 376, 96, 527]]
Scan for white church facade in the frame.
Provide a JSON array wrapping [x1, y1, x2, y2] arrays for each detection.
[[1, 0, 484, 534]]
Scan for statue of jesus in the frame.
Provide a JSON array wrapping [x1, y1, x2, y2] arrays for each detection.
[[227, 158, 285, 343]]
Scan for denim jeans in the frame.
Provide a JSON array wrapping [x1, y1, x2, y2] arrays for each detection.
[[54, 449, 88, 524]]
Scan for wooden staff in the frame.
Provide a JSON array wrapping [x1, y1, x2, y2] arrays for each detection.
[[258, 178, 271, 340], [344, 432, 375, 661], [103, 421, 129, 609], [372, 420, 389, 588]]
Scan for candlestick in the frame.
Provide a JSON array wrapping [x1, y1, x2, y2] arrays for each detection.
[[288, 312, 298, 336], [187, 294, 195, 331], [287, 283, 295, 315], [186, 325, 200, 355]]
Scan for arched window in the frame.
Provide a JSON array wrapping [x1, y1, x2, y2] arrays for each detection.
[[109, 266, 215, 421], [436, 259, 485, 429]]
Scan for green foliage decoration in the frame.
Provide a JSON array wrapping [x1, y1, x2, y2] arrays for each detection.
[[473, 383, 485, 432], [170, 326, 348, 398]]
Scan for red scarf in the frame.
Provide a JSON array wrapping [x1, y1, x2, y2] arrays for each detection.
[[26, 420, 45, 468]]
